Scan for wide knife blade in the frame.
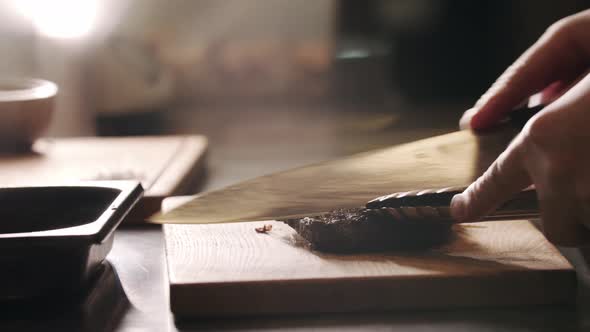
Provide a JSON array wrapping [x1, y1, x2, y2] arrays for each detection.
[[151, 106, 542, 225], [151, 131, 512, 224]]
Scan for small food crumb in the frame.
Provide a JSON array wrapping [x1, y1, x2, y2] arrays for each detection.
[[255, 224, 273, 234]]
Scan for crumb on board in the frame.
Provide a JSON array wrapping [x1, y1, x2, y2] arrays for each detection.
[[255, 224, 273, 234]]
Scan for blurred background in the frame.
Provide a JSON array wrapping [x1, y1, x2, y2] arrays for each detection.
[[0, 0, 588, 185]]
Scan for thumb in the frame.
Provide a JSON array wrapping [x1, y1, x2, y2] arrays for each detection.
[[451, 135, 531, 222]]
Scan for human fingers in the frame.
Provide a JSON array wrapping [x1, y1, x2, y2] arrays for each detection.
[[522, 73, 590, 246], [538, 69, 590, 105], [450, 133, 532, 222], [459, 107, 477, 130]]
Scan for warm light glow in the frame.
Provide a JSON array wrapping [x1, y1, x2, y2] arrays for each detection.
[[15, 0, 98, 39]]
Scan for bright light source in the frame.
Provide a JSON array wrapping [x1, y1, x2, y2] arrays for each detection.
[[14, 0, 98, 39]]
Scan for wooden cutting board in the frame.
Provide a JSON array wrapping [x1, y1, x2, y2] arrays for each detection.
[[162, 130, 575, 317], [0, 135, 207, 223]]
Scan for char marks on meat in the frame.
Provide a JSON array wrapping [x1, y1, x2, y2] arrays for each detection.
[[283, 208, 452, 253]]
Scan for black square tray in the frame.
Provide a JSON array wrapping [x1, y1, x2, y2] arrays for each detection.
[[0, 181, 143, 300]]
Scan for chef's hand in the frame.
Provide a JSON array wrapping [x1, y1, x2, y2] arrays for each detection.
[[451, 10, 590, 246]]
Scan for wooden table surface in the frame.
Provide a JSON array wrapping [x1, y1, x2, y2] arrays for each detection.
[[6, 104, 590, 331], [0, 135, 208, 223]]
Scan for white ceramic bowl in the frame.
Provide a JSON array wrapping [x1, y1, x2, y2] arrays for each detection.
[[0, 78, 57, 152]]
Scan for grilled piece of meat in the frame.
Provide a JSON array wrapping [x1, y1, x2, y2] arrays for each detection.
[[283, 208, 452, 253]]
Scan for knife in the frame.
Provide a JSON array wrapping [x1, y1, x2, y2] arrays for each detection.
[[152, 104, 545, 225], [364, 186, 539, 223]]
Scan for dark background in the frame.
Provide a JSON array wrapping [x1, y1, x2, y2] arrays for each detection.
[[337, 0, 588, 103]]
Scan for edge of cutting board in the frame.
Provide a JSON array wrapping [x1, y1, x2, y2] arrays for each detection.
[[168, 268, 575, 317]]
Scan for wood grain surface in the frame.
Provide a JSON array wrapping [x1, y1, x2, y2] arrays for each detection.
[[162, 130, 575, 317], [165, 220, 574, 317], [0, 135, 207, 223]]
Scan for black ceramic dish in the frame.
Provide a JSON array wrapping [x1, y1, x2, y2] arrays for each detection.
[[0, 181, 143, 300]]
